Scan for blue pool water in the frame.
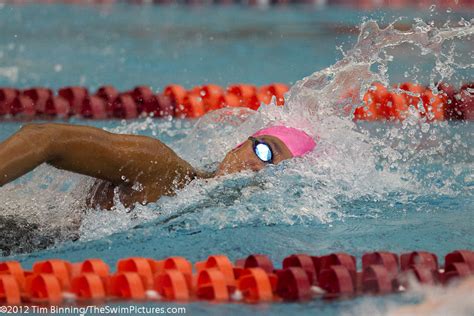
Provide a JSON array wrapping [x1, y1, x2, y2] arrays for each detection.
[[1, 3, 472, 89], [0, 3, 473, 315]]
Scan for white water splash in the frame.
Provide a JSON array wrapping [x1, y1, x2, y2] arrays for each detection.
[[346, 277, 474, 316]]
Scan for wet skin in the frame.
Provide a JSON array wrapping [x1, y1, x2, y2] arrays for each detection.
[[0, 123, 293, 209]]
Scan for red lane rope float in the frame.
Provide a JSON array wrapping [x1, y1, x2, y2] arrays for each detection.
[[32, 259, 73, 291], [71, 273, 107, 300], [24, 273, 63, 304], [109, 272, 146, 300], [0, 82, 472, 120], [155, 270, 190, 301], [0, 83, 289, 120], [0, 275, 21, 305], [237, 268, 274, 303], [0, 262, 26, 291], [1, 249, 473, 306], [348, 82, 473, 121]]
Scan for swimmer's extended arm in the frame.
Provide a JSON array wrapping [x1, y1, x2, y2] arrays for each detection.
[[0, 123, 197, 195]]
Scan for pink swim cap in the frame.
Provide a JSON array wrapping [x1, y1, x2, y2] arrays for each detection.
[[252, 126, 316, 157]]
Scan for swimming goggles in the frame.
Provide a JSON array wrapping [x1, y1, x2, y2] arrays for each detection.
[[249, 136, 273, 163]]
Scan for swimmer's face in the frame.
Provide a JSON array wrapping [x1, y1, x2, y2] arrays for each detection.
[[216, 135, 293, 176]]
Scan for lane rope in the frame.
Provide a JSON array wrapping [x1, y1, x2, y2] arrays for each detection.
[[0, 250, 473, 304], [0, 82, 472, 120]]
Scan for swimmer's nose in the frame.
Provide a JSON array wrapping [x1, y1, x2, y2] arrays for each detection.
[[227, 144, 267, 174], [216, 140, 258, 176], [231, 140, 249, 153]]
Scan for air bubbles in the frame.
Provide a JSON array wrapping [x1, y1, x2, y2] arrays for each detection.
[[132, 182, 144, 192], [421, 123, 430, 133]]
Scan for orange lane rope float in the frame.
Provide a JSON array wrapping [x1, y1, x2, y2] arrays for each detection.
[[0, 82, 472, 120], [0, 250, 473, 305]]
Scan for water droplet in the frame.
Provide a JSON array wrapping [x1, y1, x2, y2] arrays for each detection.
[[421, 123, 430, 133]]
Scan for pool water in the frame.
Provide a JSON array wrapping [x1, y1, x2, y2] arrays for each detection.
[[1, 3, 472, 89], [0, 3, 473, 315]]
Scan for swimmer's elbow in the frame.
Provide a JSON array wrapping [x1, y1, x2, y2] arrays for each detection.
[[20, 123, 56, 136]]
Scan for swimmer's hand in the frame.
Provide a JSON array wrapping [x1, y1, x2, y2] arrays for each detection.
[[0, 123, 197, 201]]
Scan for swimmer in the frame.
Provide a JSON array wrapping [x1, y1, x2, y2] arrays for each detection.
[[0, 123, 315, 209]]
